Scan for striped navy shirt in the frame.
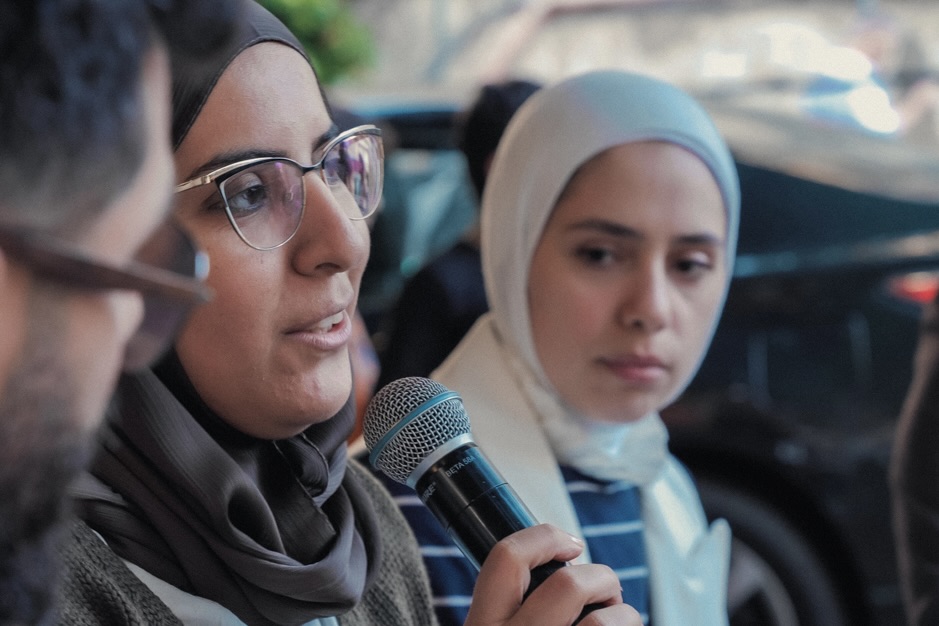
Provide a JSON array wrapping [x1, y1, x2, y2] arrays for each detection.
[[371, 464, 650, 625]]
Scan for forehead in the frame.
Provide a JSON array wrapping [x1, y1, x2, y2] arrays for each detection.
[[553, 141, 726, 233], [174, 42, 330, 175]]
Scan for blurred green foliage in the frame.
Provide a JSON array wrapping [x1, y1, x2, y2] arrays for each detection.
[[256, 0, 374, 85]]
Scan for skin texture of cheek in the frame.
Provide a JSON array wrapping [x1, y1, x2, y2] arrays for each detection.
[[175, 311, 356, 439], [172, 228, 364, 440], [174, 270, 290, 437], [532, 285, 679, 424]]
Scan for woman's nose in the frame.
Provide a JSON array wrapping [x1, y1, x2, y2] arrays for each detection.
[[289, 175, 369, 276], [620, 264, 670, 332]]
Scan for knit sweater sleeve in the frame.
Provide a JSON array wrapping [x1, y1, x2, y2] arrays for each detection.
[[340, 460, 438, 626], [57, 519, 183, 625]]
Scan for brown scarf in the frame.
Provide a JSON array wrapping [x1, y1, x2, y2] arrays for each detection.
[[74, 352, 380, 625]]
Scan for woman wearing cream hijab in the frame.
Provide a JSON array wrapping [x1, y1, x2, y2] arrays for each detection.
[[382, 69, 740, 625]]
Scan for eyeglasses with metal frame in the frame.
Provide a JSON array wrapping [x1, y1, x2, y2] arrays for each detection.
[[175, 124, 384, 251]]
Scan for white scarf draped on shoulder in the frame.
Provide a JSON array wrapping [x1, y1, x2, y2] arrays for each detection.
[[434, 317, 731, 626]]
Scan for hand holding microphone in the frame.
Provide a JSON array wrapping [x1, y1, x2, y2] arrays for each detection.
[[363, 377, 639, 626]]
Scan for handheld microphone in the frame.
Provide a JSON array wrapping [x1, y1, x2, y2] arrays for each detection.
[[363, 376, 569, 594]]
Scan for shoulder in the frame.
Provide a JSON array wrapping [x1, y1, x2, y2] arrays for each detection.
[[347, 460, 415, 528], [657, 455, 707, 508], [433, 315, 499, 385], [349, 463, 470, 626], [353, 459, 453, 551], [644, 455, 711, 533], [59, 519, 183, 625], [347, 460, 431, 557], [663, 455, 704, 498]]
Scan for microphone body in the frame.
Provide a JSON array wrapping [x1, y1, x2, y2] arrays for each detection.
[[415, 441, 566, 591], [364, 377, 569, 594], [416, 442, 535, 569]]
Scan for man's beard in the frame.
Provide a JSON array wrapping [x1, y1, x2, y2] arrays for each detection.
[[0, 285, 96, 625]]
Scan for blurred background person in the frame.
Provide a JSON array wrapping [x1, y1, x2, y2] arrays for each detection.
[[375, 79, 540, 390], [0, 0, 237, 623]]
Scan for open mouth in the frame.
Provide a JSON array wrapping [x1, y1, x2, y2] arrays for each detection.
[[314, 311, 344, 332]]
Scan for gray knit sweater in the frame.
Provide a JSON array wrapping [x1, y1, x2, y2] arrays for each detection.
[[58, 461, 438, 626]]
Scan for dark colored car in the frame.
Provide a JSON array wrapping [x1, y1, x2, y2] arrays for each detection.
[[666, 159, 939, 626], [337, 1, 939, 624]]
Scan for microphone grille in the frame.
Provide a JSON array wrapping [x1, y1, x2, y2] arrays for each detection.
[[363, 377, 471, 484]]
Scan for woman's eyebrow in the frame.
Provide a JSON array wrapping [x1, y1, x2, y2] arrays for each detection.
[[567, 219, 724, 246], [183, 123, 340, 181], [675, 233, 725, 247], [184, 149, 282, 181], [568, 219, 641, 238], [311, 123, 340, 156]]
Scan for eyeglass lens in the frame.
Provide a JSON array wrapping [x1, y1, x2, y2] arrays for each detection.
[[322, 132, 383, 218], [218, 130, 383, 250]]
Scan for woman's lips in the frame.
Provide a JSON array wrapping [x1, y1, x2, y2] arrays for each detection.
[[313, 312, 344, 330], [602, 355, 667, 384], [285, 310, 352, 351]]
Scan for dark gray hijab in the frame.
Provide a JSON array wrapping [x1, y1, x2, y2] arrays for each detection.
[[75, 3, 380, 624], [170, 0, 322, 149]]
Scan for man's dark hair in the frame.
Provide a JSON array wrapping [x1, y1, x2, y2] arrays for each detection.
[[458, 79, 541, 200], [0, 0, 240, 233]]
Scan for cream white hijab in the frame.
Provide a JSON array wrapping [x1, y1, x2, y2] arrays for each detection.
[[479, 69, 740, 483]]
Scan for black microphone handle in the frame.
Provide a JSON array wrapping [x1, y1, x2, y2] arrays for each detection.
[[414, 443, 601, 621]]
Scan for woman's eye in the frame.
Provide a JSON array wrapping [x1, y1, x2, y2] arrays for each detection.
[[203, 193, 228, 214], [223, 172, 269, 218], [675, 256, 714, 277], [575, 245, 616, 265]]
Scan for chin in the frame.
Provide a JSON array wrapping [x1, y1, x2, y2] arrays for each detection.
[[583, 411, 644, 425], [579, 396, 659, 424], [297, 368, 353, 421]]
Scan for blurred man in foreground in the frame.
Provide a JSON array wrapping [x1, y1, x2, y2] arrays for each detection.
[[0, 1, 239, 622]]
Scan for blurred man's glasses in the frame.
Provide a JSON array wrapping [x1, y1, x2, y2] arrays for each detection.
[[0, 222, 211, 371], [175, 124, 384, 251]]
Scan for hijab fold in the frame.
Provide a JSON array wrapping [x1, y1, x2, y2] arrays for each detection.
[[171, 0, 311, 150], [76, 356, 380, 626]]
